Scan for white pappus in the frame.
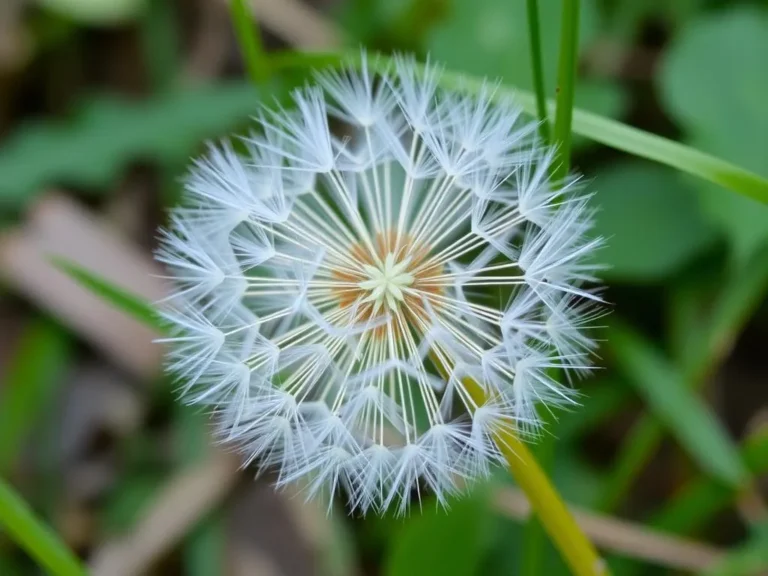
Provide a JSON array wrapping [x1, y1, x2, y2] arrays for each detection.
[[156, 54, 604, 515]]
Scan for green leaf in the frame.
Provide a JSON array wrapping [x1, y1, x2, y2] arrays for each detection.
[[0, 477, 87, 576], [271, 51, 768, 205], [607, 321, 749, 488], [51, 257, 161, 330], [384, 488, 493, 576], [658, 7, 768, 262], [426, 0, 626, 140], [0, 83, 261, 207], [0, 319, 71, 475], [590, 162, 716, 280]]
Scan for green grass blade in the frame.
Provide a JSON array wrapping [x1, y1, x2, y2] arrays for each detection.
[[51, 257, 162, 331], [607, 322, 749, 488], [229, 0, 270, 85], [269, 51, 768, 204], [551, 0, 579, 180], [0, 477, 87, 576], [0, 319, 71, 475], [525, 0, 550, 143]]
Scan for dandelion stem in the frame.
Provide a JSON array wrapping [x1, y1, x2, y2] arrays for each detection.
[[552, 0, 580, 180], [0, 477, 87, 576], [526, 0, 550, 143], [462, 378, 609, 576], [430, 351, 607, 576], [228, 0, 271, 85]]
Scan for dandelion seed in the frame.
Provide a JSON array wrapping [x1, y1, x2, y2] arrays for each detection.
[[157, 54, 604, 514]]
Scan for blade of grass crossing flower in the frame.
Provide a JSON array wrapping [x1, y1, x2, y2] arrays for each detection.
[[229, 0, 270, 85], [51, 257, 163, 331], [0, 477, 87, 576], [551, 0, 580, 180], [526, 0, 550, 143], [269, 51, 768, 204], [607, 321, 749, 488], [0, 319, 71, 475], [599, 247, 768, 511]]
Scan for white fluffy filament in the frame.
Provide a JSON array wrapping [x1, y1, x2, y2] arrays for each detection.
[[157, 54, 603, 515]]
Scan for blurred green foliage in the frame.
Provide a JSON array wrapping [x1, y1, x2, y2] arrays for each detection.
[[2, 0, 768, 575], [427, 0, 626, 126], [589, 162, 716, 281], [659, 7, 768, 264], [0, 84, 259, 208]]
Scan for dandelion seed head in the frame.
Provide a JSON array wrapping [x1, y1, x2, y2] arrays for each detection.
[[156, 54, 604, 514]]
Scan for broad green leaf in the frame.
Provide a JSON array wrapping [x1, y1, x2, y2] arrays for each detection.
[[0, 83, 261, 207], [607, 321, 749, 488], [427, 0, 626, 135], [384, 488, 493, 576], [271, 51, 768, 205], [590, 162, 716, 280], [0, 319, 70, 475], [658, 8, 768, 262], [51, 258, 161, 330]]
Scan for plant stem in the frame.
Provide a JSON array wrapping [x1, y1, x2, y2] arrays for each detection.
[[229, 0, 270, 86], [465, 382, 608, 576], [526, 0, 550, 143], [552, 0, 580, 180], [0, 477, 87, 576], [428, 349, 606, 575]]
